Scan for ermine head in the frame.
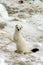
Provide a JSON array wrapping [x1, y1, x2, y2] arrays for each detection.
[[15, 24, 23, 31]]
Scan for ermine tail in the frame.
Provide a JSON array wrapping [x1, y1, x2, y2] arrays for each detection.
[[31, 48, 39, 53]]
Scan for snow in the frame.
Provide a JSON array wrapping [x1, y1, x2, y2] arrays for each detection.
[[0, 0, 43, 65]]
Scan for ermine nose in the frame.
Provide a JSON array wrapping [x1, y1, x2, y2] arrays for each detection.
[[17, 29, 19, 31]]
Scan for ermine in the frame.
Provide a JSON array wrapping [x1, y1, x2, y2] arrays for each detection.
[[13, 24, 39, 54]]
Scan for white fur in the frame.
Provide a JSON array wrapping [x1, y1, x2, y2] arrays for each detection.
[[13, 24, 42, 53], [13, 24, 34, 53]]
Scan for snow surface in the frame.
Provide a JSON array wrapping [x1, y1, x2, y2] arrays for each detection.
[[0, 0, 43, 65]]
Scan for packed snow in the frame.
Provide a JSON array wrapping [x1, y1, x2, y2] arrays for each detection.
[[0, 0, 43, 65]]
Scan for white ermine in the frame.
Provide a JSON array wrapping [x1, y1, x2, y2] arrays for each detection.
[[13, 24, 39, 53]]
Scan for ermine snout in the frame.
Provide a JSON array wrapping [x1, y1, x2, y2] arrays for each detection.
[[17, 28, 20, 31], [16, 27, 21, 31], [16, 24, 23, 31]]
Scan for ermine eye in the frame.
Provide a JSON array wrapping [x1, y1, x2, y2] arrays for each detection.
[[16, 26, 18, 29]]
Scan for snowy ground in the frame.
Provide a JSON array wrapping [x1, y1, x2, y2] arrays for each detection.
[[0, 0, 43, 65]]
